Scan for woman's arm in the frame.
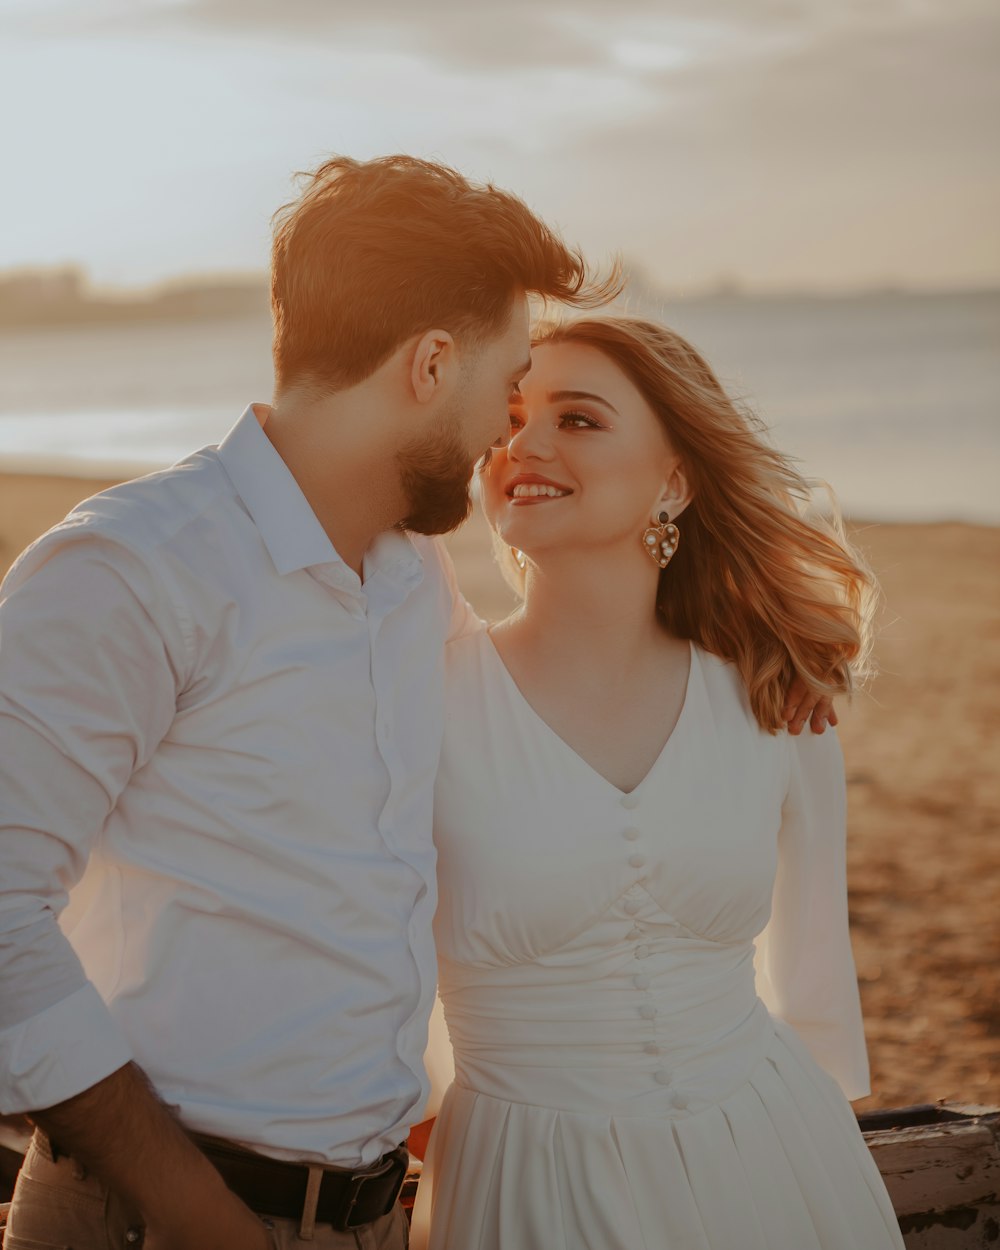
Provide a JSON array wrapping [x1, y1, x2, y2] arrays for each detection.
[[754, 729, 870, 1099]]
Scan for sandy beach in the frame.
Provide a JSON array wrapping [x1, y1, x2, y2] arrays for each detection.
[[1, 472, 997, 1113]]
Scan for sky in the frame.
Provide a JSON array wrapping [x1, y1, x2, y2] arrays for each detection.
[[0, 0, 997, 293]]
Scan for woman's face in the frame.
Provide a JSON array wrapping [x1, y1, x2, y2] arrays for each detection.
[[480, 340, 680, 562]]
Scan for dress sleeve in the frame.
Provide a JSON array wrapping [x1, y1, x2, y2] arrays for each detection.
[[753, 729, 871, 1100]]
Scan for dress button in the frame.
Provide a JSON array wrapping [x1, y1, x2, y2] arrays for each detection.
[[634, 944, 650, 960], [633, 973, 651, 990], [639, 1004, 657, 1020], [624, 899, 642, 916], [644, 1041, 660, 1055], [654, 1070, 672, 1085], [621, 792, 640, 809], [628, 854, 646, 869], [622, 827, 640, 841], [626, 927, 643, 941], [671, 1089, 690, 1109]]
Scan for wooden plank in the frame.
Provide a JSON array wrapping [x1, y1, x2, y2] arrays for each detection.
[[895, 1203, 1000, 1249], [864, 1114, 1000, 1218]]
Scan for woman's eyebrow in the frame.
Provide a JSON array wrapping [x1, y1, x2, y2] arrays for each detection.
[[548, 389, 619, 414]]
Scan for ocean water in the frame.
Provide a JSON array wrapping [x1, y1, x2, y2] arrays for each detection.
[[0, 291, 996, 523]]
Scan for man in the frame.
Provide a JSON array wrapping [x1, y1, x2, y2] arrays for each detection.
[[0, 155, 614, 1248]]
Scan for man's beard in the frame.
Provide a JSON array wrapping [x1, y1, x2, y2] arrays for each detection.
[[397, 412, 476, 536]]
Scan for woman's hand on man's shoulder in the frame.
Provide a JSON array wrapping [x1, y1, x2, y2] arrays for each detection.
[[783, 677, 838, 736]]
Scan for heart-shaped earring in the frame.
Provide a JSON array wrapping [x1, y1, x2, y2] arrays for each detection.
[[641, 510, 680, 569]]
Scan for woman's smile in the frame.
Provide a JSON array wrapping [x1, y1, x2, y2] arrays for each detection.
[[505, 472, 574, 504]]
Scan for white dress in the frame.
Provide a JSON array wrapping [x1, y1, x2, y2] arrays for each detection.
[[411, 629, 904, 1250]]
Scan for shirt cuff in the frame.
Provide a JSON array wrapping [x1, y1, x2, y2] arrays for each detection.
[[0, 982, 133, 1114]]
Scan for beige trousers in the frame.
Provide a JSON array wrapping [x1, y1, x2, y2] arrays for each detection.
[[3, 1132, 408, 1250]]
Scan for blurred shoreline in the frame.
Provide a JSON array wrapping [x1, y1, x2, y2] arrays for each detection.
[[1, 286, 998, 524]]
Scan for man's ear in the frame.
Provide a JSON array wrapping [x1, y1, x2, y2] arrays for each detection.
[[410, 329, 456, 404]]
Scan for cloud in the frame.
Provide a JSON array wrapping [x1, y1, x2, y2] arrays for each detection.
[[1, 0, 994, 288], [542, 2, 1000, 287], [0, 0, 848, 73]]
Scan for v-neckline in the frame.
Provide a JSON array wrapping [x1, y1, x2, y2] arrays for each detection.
[[482, 629, 698, 798]]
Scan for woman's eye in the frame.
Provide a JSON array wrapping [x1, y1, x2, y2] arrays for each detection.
[[561, 411, 600, 429], [508, 413, 524, 431]]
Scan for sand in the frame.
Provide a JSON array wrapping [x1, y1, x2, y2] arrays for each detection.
[[1, 472, 997, 1113]]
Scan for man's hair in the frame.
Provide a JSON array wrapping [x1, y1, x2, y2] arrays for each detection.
[[270, 154, 619, 394]]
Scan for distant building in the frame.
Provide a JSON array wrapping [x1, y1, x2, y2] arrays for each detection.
[[0, 267, 268, 328], [0, 266, 86, 313]]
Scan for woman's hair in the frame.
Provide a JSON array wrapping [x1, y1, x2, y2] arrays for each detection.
[[270, 154, 621, 395], [499, 315, 878, 732]]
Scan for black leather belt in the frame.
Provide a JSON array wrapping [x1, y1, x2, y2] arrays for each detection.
[[194, 1134, 409, 1233]]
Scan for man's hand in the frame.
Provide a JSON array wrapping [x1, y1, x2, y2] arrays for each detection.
[[31, 1062, 270, 1250], [783, 677, 838, 736]]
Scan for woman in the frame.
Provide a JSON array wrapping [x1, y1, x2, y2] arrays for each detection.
[[412, 316, 903, 1249]]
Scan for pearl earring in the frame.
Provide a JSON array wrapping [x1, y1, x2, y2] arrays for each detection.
[[641, 511, 680, 569]]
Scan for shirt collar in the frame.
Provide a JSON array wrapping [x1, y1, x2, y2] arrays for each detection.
[[217, 406, 424, 589], [217, 406, 340, 576], [365, 528, 424, 588]]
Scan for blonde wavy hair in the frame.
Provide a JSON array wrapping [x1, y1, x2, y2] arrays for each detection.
[[494, 316, 878, 732]]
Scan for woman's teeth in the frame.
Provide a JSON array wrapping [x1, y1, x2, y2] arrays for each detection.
[[511, 484, 570, 498]]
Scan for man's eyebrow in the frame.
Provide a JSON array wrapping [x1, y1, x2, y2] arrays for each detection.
[[548, 389, 619, 414]]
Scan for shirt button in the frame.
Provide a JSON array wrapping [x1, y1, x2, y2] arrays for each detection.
[[624, 899, 642, 916], [622, 827, 640, 841], [628, 854, 646, 869], [620, 793, 640, 809], [633, 974, 651, 990], [654, 1070, 672, 1086], [671, 1089, 690, 1109], [634, 944, 650, 960], [639, 1004, 657, 1020], [644, 1041, 660, 1055], [625, 927, 643, 941]]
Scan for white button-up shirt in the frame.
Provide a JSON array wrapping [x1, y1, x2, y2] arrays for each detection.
[[0, 406, 473, 1166]]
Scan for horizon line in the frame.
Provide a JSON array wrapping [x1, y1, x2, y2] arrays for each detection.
[[1, 264, 998, 304]]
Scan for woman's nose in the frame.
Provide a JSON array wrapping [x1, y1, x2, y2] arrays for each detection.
[[508, 420, 552, 462]]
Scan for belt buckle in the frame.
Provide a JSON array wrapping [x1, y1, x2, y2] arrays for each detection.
[[333, 1148, 408, 1233]]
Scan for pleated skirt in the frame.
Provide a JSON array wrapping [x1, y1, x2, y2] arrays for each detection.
[[410, 1025, 904, 1250]]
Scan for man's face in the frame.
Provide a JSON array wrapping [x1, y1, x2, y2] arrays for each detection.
[[398, 295, 531, 536], [456, 294, 532, 463]]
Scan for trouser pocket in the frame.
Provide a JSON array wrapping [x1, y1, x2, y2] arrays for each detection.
[[5, 1138, 144, 1250]]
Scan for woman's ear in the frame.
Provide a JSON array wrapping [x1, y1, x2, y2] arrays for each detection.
[[409, 329, 456, 404], [656, 458, 693, 522]]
